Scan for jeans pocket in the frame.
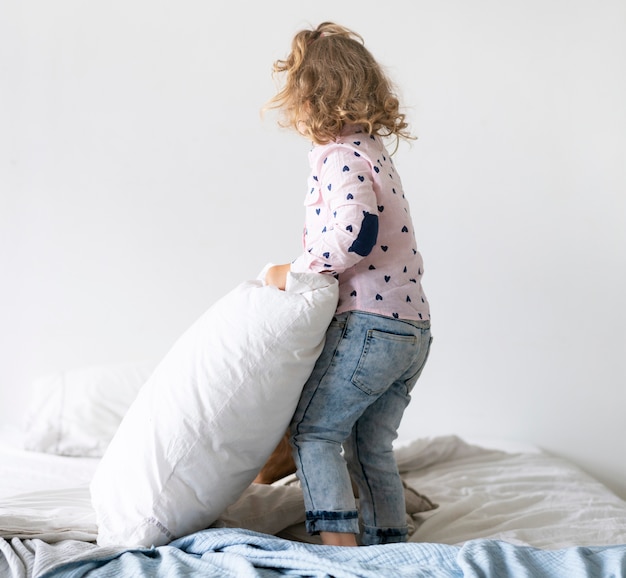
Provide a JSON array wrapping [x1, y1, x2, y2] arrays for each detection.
[[403, 334, 433, 393], [351, 329, 418, 396]]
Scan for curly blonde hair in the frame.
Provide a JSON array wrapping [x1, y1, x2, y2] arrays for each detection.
[[264, 22, 414, 146]]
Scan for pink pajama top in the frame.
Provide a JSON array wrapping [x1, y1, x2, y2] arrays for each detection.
[[290, 127, 430, 321]]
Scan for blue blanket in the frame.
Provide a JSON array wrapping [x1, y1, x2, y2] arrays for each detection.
[[42, 528, 626, 578]]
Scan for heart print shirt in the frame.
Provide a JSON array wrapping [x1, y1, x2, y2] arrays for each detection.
[[290, 127, 430, 321]]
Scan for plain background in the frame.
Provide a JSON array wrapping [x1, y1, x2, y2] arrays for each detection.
[[1, 1, 625, 499]]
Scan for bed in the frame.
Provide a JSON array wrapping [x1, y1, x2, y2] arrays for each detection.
[[2, 272, 626, 577], [2, 428, 626, 577]]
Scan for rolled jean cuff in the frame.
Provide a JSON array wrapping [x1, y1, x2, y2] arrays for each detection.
[[361, 524, 409, 546], [305, 510, 359, 535]]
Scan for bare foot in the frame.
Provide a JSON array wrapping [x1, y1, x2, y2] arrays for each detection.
[[320, 532, 358, 547]]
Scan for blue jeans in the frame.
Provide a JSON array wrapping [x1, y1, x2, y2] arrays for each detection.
[[289, 311, 432, 545]]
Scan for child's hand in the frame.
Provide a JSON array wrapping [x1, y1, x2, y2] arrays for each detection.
[[265, 263, 291, 290]]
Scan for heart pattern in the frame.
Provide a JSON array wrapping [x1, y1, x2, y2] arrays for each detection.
[[299, 129, 429, 323]]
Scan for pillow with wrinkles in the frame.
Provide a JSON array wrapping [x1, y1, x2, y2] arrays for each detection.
[[90, 268, 338, 547]]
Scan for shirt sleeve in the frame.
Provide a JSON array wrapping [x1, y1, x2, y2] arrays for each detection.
[[291, 144, 379, 275]]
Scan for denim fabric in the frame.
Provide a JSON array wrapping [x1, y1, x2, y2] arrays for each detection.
[[290, 311, 432, 545]]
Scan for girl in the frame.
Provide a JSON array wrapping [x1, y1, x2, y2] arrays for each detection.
[[265, 22, 432, 547]]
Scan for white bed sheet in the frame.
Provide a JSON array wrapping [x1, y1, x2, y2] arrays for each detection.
[[2, 428, 626, 549], [398, 436, 626, 548], [0, 426, 100, 542], [0, 426, 98, 500]]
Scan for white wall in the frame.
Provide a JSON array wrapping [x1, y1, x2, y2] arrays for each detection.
[[1, 1, 625, 498]]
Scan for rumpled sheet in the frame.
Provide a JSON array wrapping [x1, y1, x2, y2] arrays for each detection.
[[2, 435, 626, 576], [399, 436, 626, 549], [0, 536, 120, 578], [31, 528, 626, 578], [0, 488, 97, 543]]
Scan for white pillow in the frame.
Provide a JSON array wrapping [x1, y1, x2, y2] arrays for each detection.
[[90, 269, 338, 547], [23, 361, 156, 457]]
